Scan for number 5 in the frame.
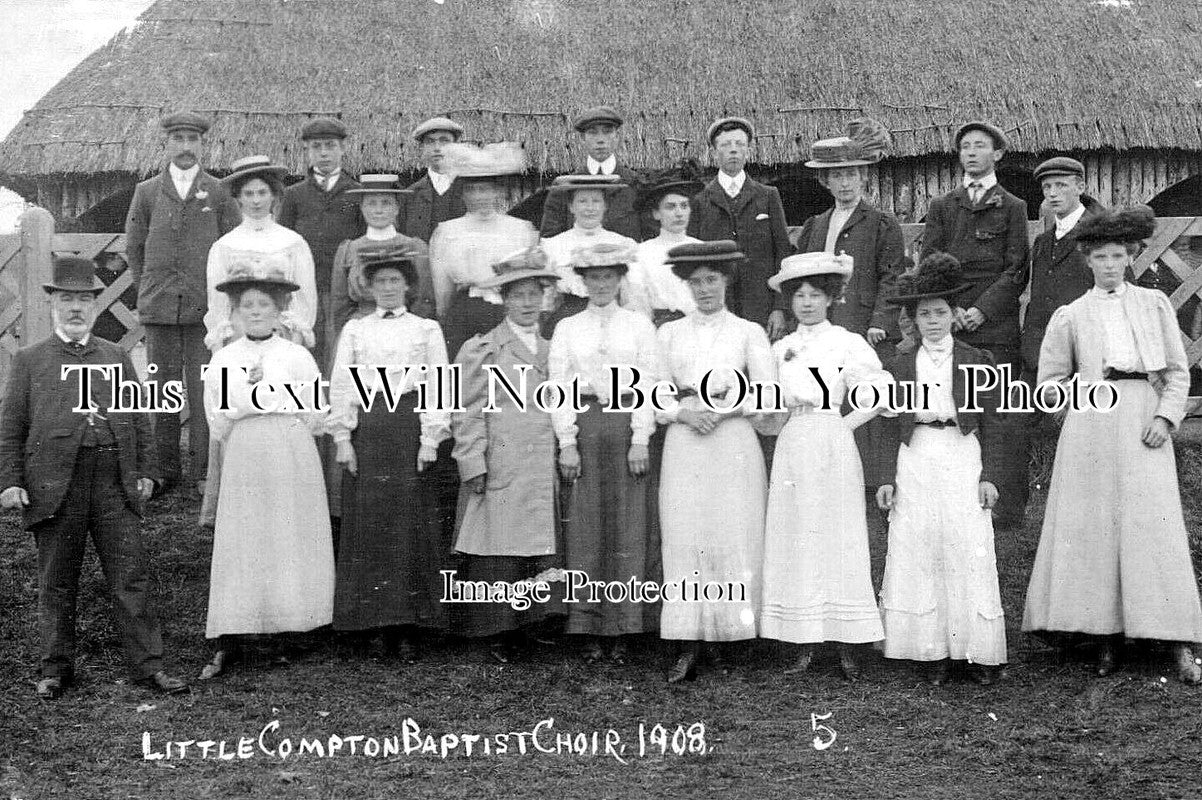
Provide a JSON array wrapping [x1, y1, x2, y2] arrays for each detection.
[[811, 712, 837, 751]]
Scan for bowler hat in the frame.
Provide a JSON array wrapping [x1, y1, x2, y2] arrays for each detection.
[[412, 117, 465, 142], [222, 155, 289, 186], [160, 111, 211, 135], [346, 174, 413, 196], [1033, 156, 1086, 182], [358, 241, 422, 286], [954, 121, 1007, 151], [480, 246, 559, 290], [665, 240, 744, 280], [43, 256, 104, 294], [570, 241, 637, 275], [806, 118, 891, 169], [768, 252, 854, 293], [572, 106, 624, 132], [300, 118, 348, 141], [706, 117, 755, 146]]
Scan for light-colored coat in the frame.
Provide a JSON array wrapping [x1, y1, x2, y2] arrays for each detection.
[[452, 322, 558, 556]]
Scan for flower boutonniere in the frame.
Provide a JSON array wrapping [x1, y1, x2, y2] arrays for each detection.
[[195, 189, 209, 200], [784, 348, 797, 362], [983, 193, 1003, 208]]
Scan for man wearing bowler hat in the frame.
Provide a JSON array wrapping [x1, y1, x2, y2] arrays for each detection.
[[402, 117, 468, 243], [278, 117, 365, 366], [689, 116, 793, 339], [125, 111, 240, 498], [0, 257, 186, 699], [920, 120, 1029, 529], [540, 106, 652, 241]]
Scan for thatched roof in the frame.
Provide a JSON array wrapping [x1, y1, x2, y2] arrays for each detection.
[[3, 0, 1202, 180]]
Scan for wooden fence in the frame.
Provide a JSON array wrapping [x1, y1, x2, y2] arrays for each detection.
[[2, 208, 1202, 393]]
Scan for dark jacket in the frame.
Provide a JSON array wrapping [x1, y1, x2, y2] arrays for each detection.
[[688, 176, 794, 327], [539, 164, 653, 241], [919, 182, 1029, 348], [0, 335, 155, 529], [795, 200, 905, 338], [277, 171, 365, 290], [124, 169, 240, 325], [1019, 196, 1107, 373], [878, 339, 1004, 488], [400, 173, 466, 243]]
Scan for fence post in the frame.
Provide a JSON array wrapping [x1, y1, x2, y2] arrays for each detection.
[[19, 207, 54, 345]]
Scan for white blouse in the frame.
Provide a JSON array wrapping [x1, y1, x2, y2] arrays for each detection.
[[548, 302, 658, 447], [914, 336, 957, 422], [428, 213, 538, 316], [655, 309, 774, 422], [204, 219, 318, 352], [1091, 284, 1144, 372], [326, 307, 451, 449], [542, 225, 639, 299], [201, 335, 325, 443], [628, 234, 700, 317], [773, 321, 887, 411]]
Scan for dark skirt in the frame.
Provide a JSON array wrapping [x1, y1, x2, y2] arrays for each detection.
[[563, 404, 657, 636], [334, 395, 447, 631], [540, 294, 589, 340], [445, 290, 506, 360], [452, 554, 563, 638]]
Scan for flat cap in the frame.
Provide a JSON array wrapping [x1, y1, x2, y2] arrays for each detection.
[[706, 116, 755, 145], [954, 120, 1007, 151], [1033, 156, 1086, 182], [300, 117, 348, 141], [411, 116, 464, 142], [160, 111, 211, 135], [572, 106, 623, 132]]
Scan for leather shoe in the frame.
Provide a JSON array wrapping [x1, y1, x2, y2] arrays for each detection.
[[583, 641, 605, 665], [140, 671, 188, 694], [971, 665, 998, 686], [1095, 642, 1117, 677], [609, 639, 628, 666], [783, 647, 814, 676], [198, 649, 237, 681], [1174, 644, 1201, 685], [667, 652, 698, 684], [37, 676, 66, 699], [927, 659, 950, 686], [838, 646, 860, 682]]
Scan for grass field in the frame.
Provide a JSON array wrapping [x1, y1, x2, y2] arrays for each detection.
[[3, 440, 1202, 800]]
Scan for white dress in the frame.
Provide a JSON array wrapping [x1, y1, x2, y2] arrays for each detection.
[[202, 335, 334, 637], [656, 309, 773, 640], [878, 338, 1007, 665], [760, 321, 887, 644]]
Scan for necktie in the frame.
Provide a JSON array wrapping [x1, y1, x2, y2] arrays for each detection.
[[969, 181, 983, 204], [382, 310, 396, 319]]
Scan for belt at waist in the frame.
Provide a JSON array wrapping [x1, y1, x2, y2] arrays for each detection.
[[580, 393, 636, 403], [676, 387, 729, 401], [1103, 369, 1149, 381], [915, 419, 958, 429]]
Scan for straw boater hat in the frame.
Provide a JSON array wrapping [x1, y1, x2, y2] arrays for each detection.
[[887, 252, 972, 306], [346, 174, 413, 197], [767, 252, 854, 293], [214, 262, 300, 294], [479, 245, 559, 290], [664, 240, 744, 280], [1074, 205, 1155, 248], [439, 141, 526, 180], [222, 155, 289, 185], [43, 256, 104, 294], [805, 118, 891, 169], [548, 174, 629, 194], [357, 241, 423, 286], [570, 241, 638, 275]]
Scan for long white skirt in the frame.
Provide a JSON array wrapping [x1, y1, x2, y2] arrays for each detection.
[[879, 426, 1007, 664], [659, 417, 765, 641], [205, 415, 335, 638], [761, 412, 884, 644]]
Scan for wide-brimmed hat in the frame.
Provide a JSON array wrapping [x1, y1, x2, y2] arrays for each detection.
[[440, 142, 526, 180], [548, 174, 628, 194], [706, 116, 755, 145], [215, 260, 300, 294], [358, 241, 422, 286], [412, 116, 465, 142], [768, 252, 854, 293], [222, 155, 289, 185], [806, 118, 891, 169], [636, 160, 704, 211], [346, 174, 413, 196], [570, 241, 638, 275], [887, 252, 972, 305], [572, 106, 623, 132], [43, 256, 104, 294], [300, 117, 347, 141], [665, 240, 743, 279], [954, 120, 1007, 151], [1074, 206, 1156, 248], [479, 246, 559, 290]]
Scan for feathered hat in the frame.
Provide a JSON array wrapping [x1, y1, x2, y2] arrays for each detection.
[[805, 118, 891, 169], [479, 245, 559, 289], [636, 158, 705, 211], [1075, 205, 1156, 248], [888, 252, 972, 305]]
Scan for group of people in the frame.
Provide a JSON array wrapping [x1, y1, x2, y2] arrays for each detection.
[[2, 106, 1201, 702]]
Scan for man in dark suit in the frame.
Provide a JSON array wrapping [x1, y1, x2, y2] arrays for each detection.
[[401, 117, 467, 243], [125, 111, 240, 498], [0, 257, 186, 699], [919, 120, 1030, 528], [689, 117, 793, 339], [539, 106, 652, 241], [277, 117, 365, 366]]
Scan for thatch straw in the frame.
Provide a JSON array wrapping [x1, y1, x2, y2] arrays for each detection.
[[2, 0, 1202, 180]]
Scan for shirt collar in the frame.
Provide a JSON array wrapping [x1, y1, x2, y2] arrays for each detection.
[[587, 301, 620, 320], [795, 319, 831, 338], [692, 308, 728, 327], [1054, 203, 1087, 239], [428, 169, 454, 194], [963, 172, 998, 192], [169, 162, 199, 183], [587, 155, 617, 176], [506, 316, 539, 337], [240, 216, 274, 233], [374, 305, 407, 318], [718, 170, 746, 197], [571, 223, 606, 236], [365, 225, 398, 240], [1092, 282, 1128, 299], [922, 334, 954, 353], [56, 328, 90, 346]]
